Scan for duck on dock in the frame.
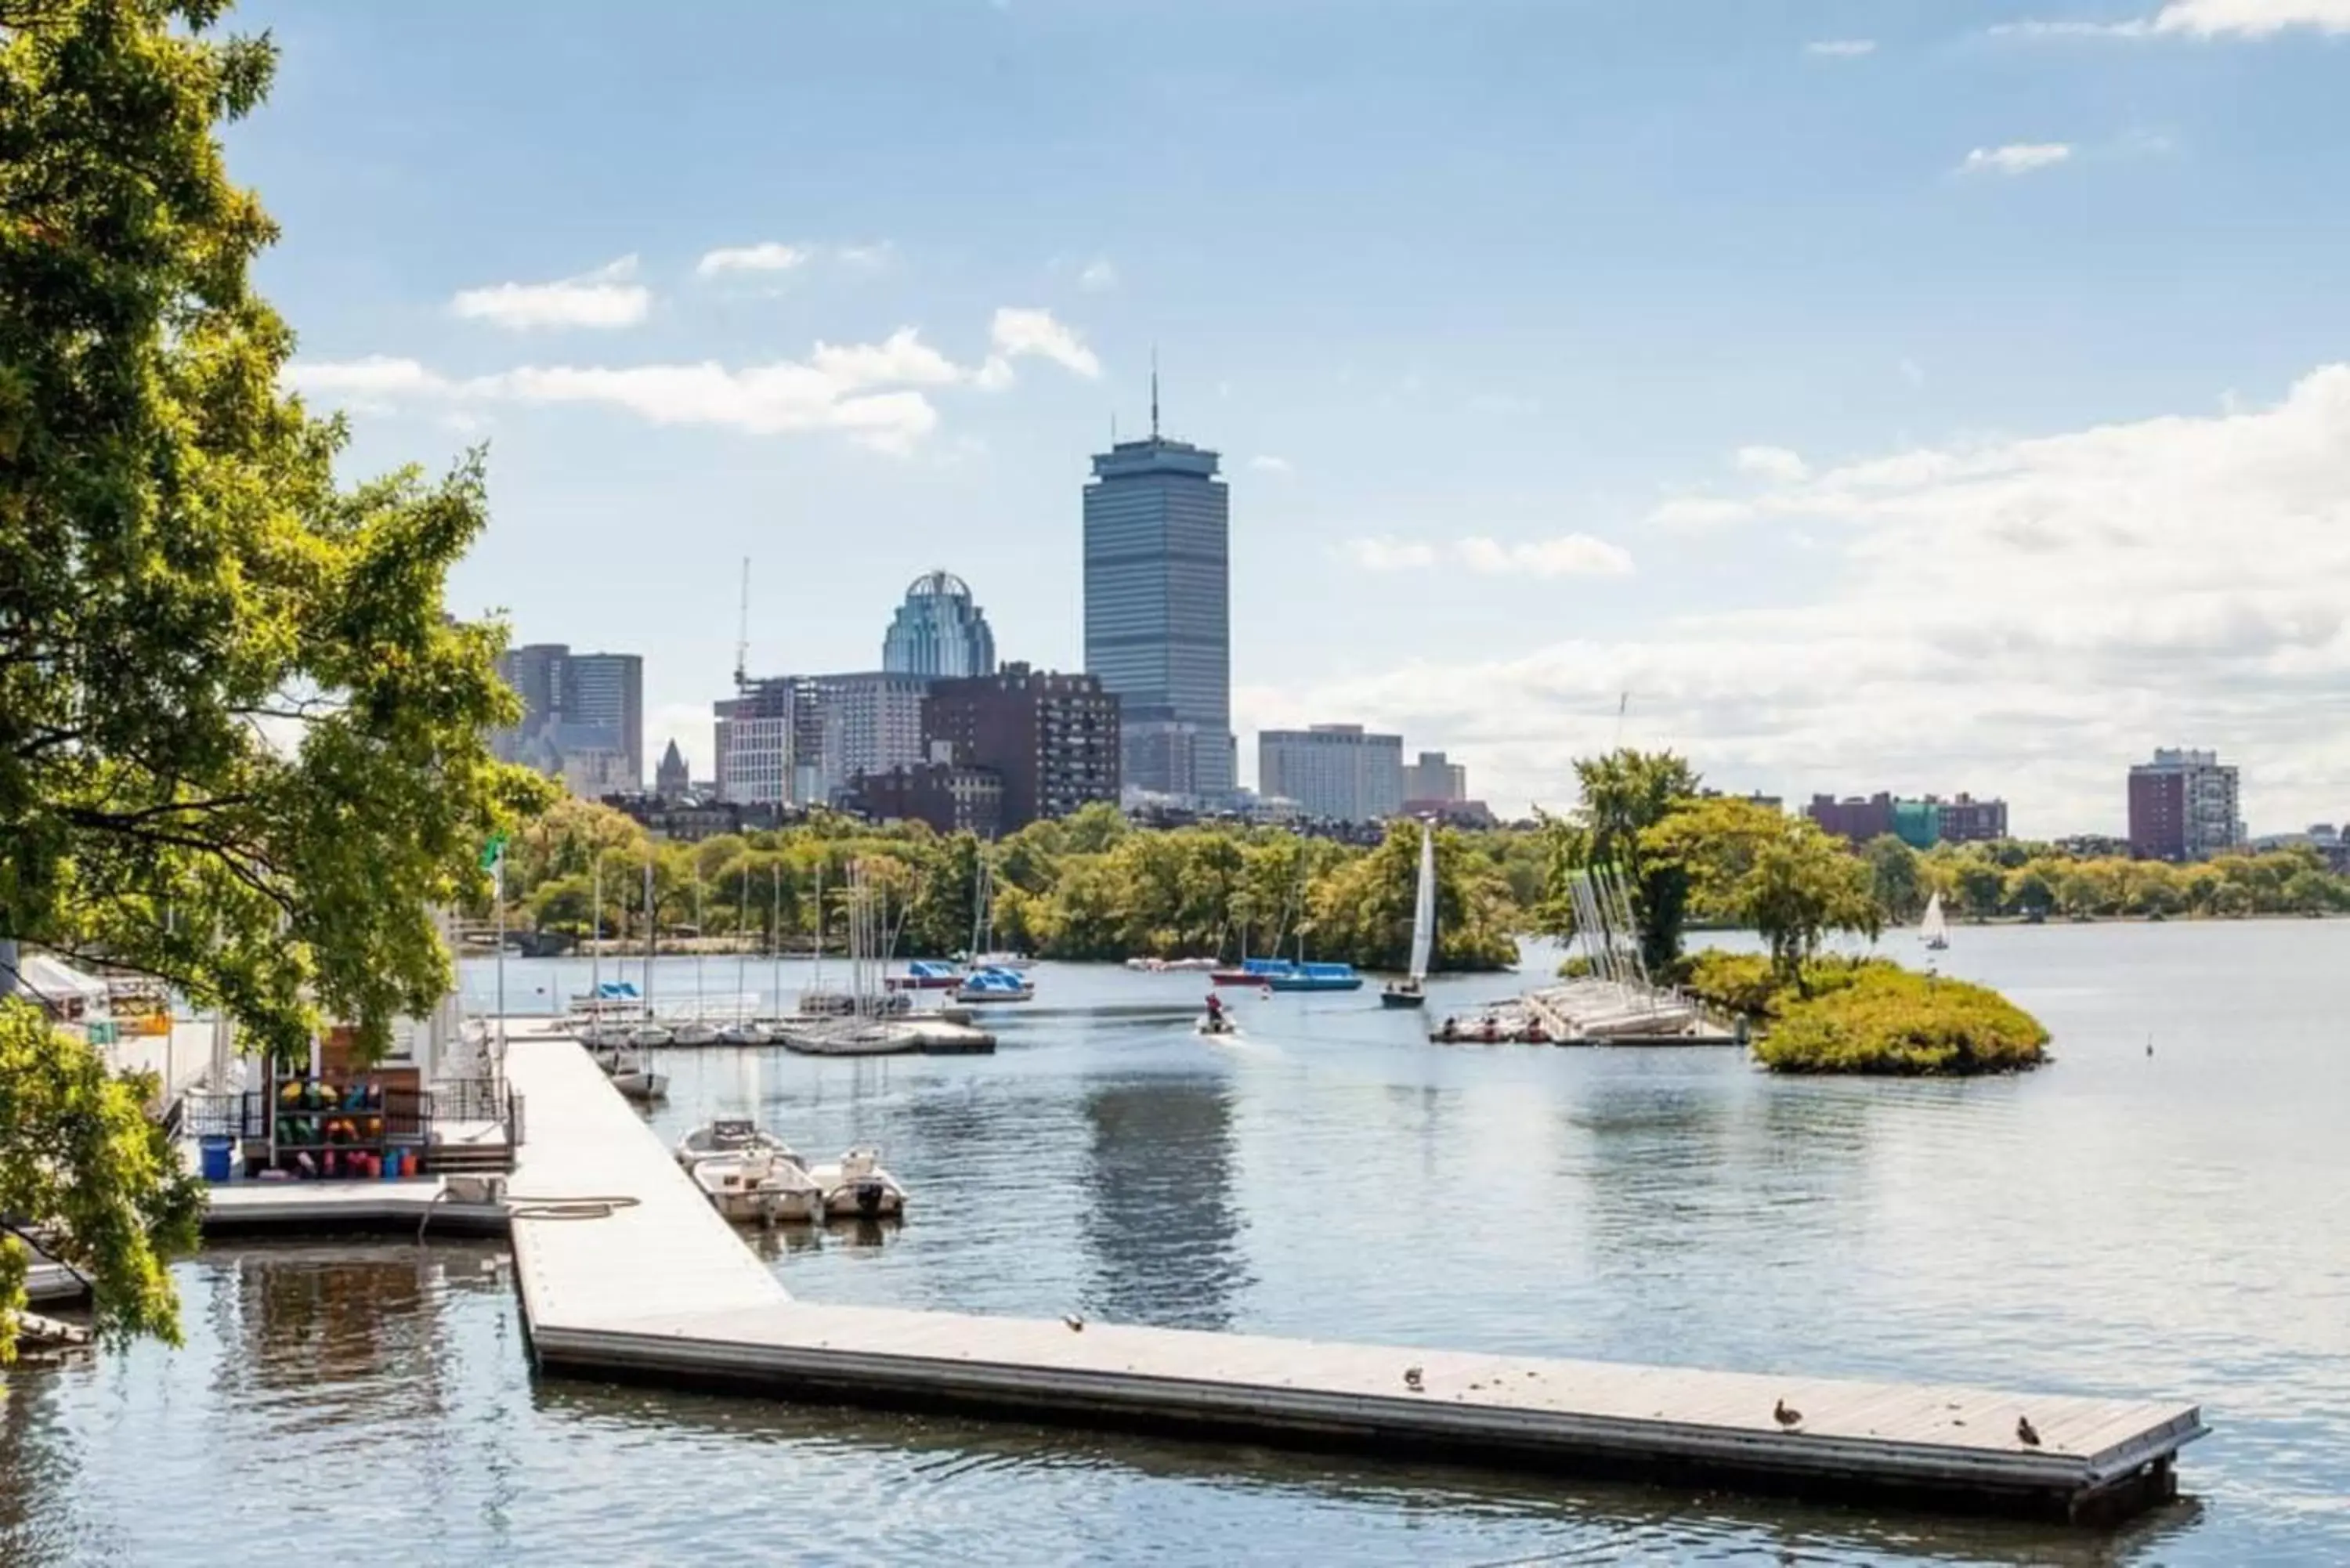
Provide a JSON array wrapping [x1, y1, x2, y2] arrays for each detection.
[[1773, 1398, 1802, 1430]]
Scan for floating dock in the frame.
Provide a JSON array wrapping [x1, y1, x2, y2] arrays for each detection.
[[490, 1033, 2203, 1525]]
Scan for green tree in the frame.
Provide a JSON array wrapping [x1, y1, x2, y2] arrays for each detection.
[[0, 0, 547, 1356], [1954, 859, 2008, 922], [1541, 750, 1701, 975], [1862, 834, 1925, 923], [1646, 798, 1881, 986]]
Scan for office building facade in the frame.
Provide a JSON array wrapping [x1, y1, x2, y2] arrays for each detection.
[[924, 663, 1119, 832], [2128, 748, 2242, 862], [717, 670, 931, 807], [1083, 406, 1234, 800], [1403, 750, 1468, 804], [1806, 791, 2008, 848], [494, 643, 644, 794], [881, 570, 997, 679], [1259, 724, 1406, 823]]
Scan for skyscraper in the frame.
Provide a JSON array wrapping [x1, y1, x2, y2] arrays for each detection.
[[492, 643, 643, 793], [881, 570, 997, 678], [1083, 378, 1233, 800], [2129, 748, 2243, 862]]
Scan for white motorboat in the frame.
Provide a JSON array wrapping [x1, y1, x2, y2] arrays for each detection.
[[625, 1021, 674, 1048], [692, 1146, 821, 1225], [674, 1116, 789, 1168], [807, 1145, 909, 1219], [717, 1020, 771, 1046], [609, 1061, 668, 1102], [968, 950, 1032, 972], [670, 1019, 721, 1046]]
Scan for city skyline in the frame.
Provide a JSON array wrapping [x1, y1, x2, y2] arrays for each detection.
[[252, 1, 2350, 829]]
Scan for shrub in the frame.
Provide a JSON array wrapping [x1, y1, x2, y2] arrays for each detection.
[[1753, 967, 2048, 1075]]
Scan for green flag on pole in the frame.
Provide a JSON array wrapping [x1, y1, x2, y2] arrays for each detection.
[[479, 831, 508, 873]]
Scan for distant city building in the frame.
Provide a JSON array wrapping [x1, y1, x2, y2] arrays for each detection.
[[494, 644, 644, 793], [714, 677, 795, 807], [601, 791, 788, 843], [847, 751, 1005, 840], [2128, 748, 2243, 862], [924, 662, 1119, 832], [1259, 724, 1405, 823], [1083, 386, 1234, 802], [1402, 750, 1468, 804], [654, 739, 689, 800], [1806, 791, 2007, 848], [1403, 797, 1498, 828], [714, 671, 928, 807], [881, 570, 997, 679]]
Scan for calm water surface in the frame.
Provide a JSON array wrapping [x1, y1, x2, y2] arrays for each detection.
[[6, 923, 2347, 1565]]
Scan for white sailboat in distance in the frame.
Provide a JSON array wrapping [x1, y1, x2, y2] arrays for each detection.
[[1921, 889, 1951, 952], [1382, 822, 1437, 1009]]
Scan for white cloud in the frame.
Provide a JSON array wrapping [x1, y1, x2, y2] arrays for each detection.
[[450, 256, 649, 330], [1806, 38, 1877, 55], [1998, 1, 2350, 37], [1285, 362, 2350, 827], [835, 242, 895, 270], [1734, 444, 1810, 483], [981, 306, 1102, 383], [1344, 533, 1633, 579], [283, 309, 1099, 455], [1342, 538, 1440, 572], [1647, 496, 1757, 531], [282, 355, 450, 399], [1077, 257, 1119, 292], [696, 242, 808, 277], [1249, 454, 1295, 475], [1958, 143, 2074, 175]]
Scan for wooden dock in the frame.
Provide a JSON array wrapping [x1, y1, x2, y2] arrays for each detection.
[[494, 1034, 2204, 1524]]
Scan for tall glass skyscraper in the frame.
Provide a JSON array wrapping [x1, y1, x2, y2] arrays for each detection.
[[1083, 396, 1235, 800], [881, 569, 997, 679]]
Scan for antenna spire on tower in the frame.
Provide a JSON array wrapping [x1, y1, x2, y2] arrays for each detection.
[[1150, 345, 1160, 442]]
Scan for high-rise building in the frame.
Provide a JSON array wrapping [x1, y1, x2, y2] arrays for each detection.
[[493, 643, 643, 793], [1403, 750, 1468, 804], [924, 663, 1119, 832], [881, 570, 997, 679], [1258, 724, 1406, 823], [1083, 383, 1233, 801], [716, 670, 929, 806], [2128, 748, 2242, 862]]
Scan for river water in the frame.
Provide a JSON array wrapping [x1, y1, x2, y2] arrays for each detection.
[[5, 923, 2346, 1565]]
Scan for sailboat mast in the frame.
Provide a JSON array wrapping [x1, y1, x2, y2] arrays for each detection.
[[642, 856, 655, 1016], [590, 853, 602, 1010]]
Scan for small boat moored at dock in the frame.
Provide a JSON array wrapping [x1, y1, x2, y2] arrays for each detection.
[[887, 959, 965, 991], [675, 1117, 786, 1169], [692, 1146, 822, 1225], [1267, 961, 1363, 993], [954, 966, 1036, 1004], [807, 1145, 909, 1219]]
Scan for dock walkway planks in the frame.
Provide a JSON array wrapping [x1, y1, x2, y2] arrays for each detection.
[[497, 1035, 2204, 1523]]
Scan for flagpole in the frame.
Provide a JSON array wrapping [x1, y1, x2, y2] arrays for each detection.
[[494, 844, 506, 1072]]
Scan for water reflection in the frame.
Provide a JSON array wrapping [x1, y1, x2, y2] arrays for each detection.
[[1080, 1077, 1253, 1329]]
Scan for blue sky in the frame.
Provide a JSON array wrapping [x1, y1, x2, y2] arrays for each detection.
[[244, 0, 2350, 831]]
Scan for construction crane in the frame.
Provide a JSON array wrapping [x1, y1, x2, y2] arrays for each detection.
[[732, 557, 750, 692]]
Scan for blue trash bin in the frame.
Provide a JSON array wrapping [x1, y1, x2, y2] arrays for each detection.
[[199, 1135, 234, 1183]]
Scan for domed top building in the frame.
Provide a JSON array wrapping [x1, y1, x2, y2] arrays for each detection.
[[881, 569, 997, 680]]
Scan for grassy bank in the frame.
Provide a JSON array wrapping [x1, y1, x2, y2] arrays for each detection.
[[1684, 950, 2049, 1076]]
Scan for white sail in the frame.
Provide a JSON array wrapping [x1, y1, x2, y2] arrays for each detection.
[[1920, 890, 1950, 946], [1408, 822, 1437, 982]]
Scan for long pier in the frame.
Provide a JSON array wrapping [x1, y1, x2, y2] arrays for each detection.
[[486, 1032, 2201, 1525]]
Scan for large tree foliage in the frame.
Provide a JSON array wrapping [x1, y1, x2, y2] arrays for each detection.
[[0, 0, 546, 1355], [1646, 797, 1881, 987], [1537, 749, 1701, 976]]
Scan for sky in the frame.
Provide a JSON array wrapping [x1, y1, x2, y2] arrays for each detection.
[[237, 0, 2350, 834]]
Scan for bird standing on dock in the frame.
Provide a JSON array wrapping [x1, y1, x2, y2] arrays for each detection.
[[1773, 1398, 1802, 1430], [1404, 1365, 1424, 1392], [2016, 1415, 2041, 1447], [1063, 1314, 1084, 1332]]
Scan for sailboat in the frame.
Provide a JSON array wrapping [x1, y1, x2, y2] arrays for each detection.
[[1921, 889, 1951, 952], [1382, 822, 1437, 1009], [719, 861, 769, 1045], [671, 871, 720, 1044]]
